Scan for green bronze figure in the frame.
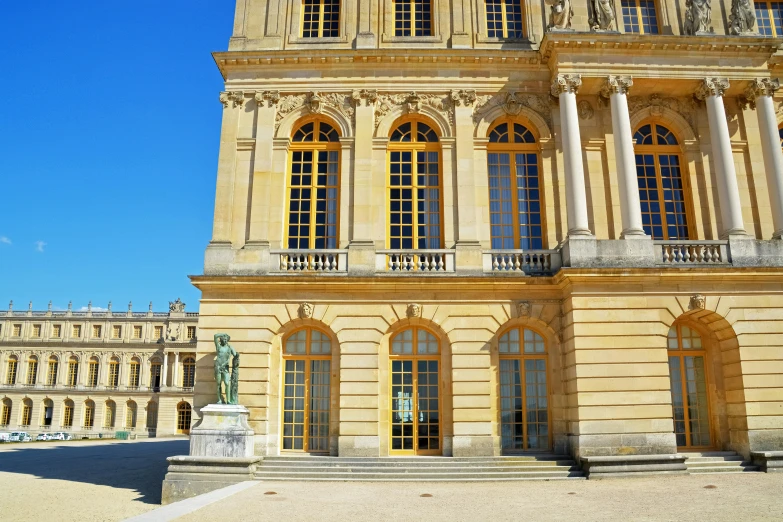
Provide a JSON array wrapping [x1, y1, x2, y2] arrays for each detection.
[[214, 333, 239, 405]]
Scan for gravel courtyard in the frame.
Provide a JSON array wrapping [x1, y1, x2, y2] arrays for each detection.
[[0, 438, 188, 522]]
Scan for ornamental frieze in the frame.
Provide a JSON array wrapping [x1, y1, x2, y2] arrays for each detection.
[[272, 92, 355, 131], [472, 91, 553, 129], [374, 91, 455, 131], [627, 93, 697, 135]]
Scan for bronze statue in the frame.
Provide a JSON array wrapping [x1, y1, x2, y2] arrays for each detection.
[[214, 333, 239, 405]]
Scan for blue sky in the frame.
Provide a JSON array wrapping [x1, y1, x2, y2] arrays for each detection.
[[0, 2, 233, 313]]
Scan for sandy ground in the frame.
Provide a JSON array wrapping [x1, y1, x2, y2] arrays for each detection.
[[179, 473, 783, 522], [0, 438, 188, 522]]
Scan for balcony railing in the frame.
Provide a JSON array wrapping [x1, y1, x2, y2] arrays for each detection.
[[484, 250, 562, 275], [377, 250, 455, 272], [654, 240, 730, 266], [273, 250, 347, 273]]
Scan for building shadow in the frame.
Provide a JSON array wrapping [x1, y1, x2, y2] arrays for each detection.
[[0, 439, 188, 505]]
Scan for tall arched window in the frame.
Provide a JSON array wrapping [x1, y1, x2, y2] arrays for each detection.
[[1, 398, 12, 426], [150, 359, 162, 390], [129, 358, 140, 388], [498, 327, 549, 451], [177, 402, 192, 434], [26, 355, 38, 385], [634, 123, 690, 240], [6, 355, 18, 385], [84, 400, 95, 429], [288, 120, 340, 250], [87, 357, 100, 388], [388, 120, 442, 250], [21, 399, 32, 427], [126, 401, 137, 429], [301, 0, 340, 38], [41, 399, 53, 426], [67, 356, 79, 387], [487, 122, 542, 249], [668, 324, 711, 448], [63, 399, 74, 428], [282, 328, 332, 452], [46, 355, 58, 386], [182, 357, 196, 388], [485, 0, 524, 38], [390, 327, 441, 455], [108, 357, 120, 388], [146, 401, 158, 430], [104, 400, 116, 429]]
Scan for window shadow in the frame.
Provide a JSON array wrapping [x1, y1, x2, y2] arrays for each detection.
[[0, 439, 188, 505]]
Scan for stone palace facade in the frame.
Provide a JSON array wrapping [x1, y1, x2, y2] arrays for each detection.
[[191, 0, 783, 461], [0, 300, 198, 437]]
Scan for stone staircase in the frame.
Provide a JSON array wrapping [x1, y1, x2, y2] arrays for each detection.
[[682, 451, 760, 474], [255, 454, 585, 481]]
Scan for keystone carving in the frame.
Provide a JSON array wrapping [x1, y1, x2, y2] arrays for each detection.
[[406, 303, 422, 318], [450, 89, 477, 107], [472, 92, 552, 128], [351, 89, 378, 107], [689, 294, 706, 311], [551, 74, 582, 96], [219, 91, 245, 108], [298, 302, 314, 319], [695, 78, 730, 100], [374, 92, 454, 130], [517, 301, 532, 318], [627, 94, 697, 134], [273, 92, 354, 131]]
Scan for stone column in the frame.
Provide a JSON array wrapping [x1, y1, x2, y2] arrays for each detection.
[[746, 78, 783, 239], [696, 78, 747, 237], [552, 74, 593, 237], [161, 352, 169, 389], [601, 76, 647, 238]]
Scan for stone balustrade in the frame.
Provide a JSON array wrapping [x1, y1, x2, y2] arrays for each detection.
[[483, 250, 562, 275], [654, 241, 730, 265], [273, 250, 348, 273], [376, 250, 455, 273]]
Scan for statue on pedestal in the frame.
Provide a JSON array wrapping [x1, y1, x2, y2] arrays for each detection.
[[214, 333, 239, 405], [728, 0, 756, 35], [683, 0, 712, 35], [590, 0, 617, 31], [546, 0, 573, 31]]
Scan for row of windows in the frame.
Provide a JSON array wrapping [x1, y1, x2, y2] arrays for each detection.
[[0, 323, 196, 340], [3, 355, 196, 389], [294, 1, 783, 39], [0, 398, 192, 434], [286, 118, 699, 251]]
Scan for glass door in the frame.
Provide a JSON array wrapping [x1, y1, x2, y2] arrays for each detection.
[[668, 325, 712, 448]]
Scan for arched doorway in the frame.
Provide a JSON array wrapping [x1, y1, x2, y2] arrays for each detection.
[[668, 323, 712, 449], [389, 327, 441, 455], [41, 399, 54, 427], [177, 402, 192, 434], [281, 328, 332, 453], [104, 400, 116, 429], [1, 398, 12, 427], [62, 399, 74, 428], [497, 326, 551, 452], [126, 401, 137, 429]]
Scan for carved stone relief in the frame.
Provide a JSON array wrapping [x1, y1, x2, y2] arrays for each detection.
[[473, 92, 553, 129], [577, 100, 594, 120], [406, 303, 422, 318], [546, 0, 574, 31], [219, 91, 245, 108], [374, 92, 455, 131], [683, 0, 713, 35], [298, 302, 314, 319], [590, 0, 617, 31], [728, 0, 757, 35], [627, 93, 697, 135], [689, 294, 706, 311], [516, 301, 532, 318], [273, 92, 354, 132]]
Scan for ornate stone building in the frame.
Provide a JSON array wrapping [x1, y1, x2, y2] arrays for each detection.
[[0, 300, 197, 437], [192, 0, 783, 465]]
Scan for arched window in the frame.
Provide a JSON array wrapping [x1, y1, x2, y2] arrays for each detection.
[[485, 0, 524, 38], [487, 121, 542, 249], [388, 120, 442, 250], [1, 398, 12, 427], [282, 328, 332, 452], [288, 120, 340, 250], [668, 324, 711, 448], [390, 327, 440, 454], [394, 0, 433, 36], [150, 359, 162, 390], [26, 355, 38, 385], [5, 355, 18, 385], [498, 327, 549, 452], [620, 0, 659, 34], [182, 357, 196, 388], [21, 398, 32, 427], [129, 358, 140, 388], [146, 401, 158, 430], [84, 400, 95, 429], [104, 400, 116, 429], [177, 402, 192, 434], [301, 0, 340, 38], [63, 399, 74, 428], [41, 399, 53, 426], [87, 357, 100, 388], [126, 401, 137, 429], [46, 355, 58, 386], [67, 356, 79, 387], [634, 123, 689, 240], [779, 125, 783, 148], [108, 357, 120, 388]]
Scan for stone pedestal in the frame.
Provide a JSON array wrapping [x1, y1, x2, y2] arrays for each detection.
[[161, 404, 257, 504]]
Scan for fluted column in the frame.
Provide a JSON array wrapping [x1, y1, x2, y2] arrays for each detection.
[[696, 78, 747, 237], [601, 76, 647, 238], [746, 78, 783, 238], [552, 74, 592, 236]]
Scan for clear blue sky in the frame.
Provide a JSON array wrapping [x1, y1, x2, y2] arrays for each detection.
[[0, 2, 233, 313]]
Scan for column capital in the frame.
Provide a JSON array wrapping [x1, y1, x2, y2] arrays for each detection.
[[600, 75, 634, 98], [551, 74, 582, 96], [744, 78, 781, 105], [351, 89, 378, 107], [220, 91, 246, 108], [254, 90, 280, 108], [695, 78, 730, 100]]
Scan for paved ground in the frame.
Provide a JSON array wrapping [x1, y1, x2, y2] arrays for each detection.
[[0, 438, 188, 522], [178, 473, 783, 522]]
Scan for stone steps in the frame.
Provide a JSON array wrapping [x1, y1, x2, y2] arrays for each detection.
[[255, 455, 585, 481], [682, 451, 760, 474]]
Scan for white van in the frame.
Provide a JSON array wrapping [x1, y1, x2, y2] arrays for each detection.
[[0, 432, 11, 442]]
